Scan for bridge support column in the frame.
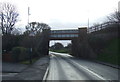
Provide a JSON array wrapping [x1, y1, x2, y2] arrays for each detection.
[[77, 28, 96, 59], [42, 29, 50, 55], [78, 28, 88, 58], [71, 38, 79, 57], [71, 28, 88, 58]]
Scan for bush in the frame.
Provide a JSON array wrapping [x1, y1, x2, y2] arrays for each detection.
[[12, 47, 29, 62], [2, 35, 23, 53]]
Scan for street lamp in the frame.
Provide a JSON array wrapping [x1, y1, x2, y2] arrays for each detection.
[[29, 31, 35, 64], [118, 1, 120, 12]]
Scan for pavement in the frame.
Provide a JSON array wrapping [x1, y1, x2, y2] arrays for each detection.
[[2, 55, 50, 80], [2, 62, 28, 73]]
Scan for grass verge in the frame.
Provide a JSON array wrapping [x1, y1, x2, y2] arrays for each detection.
[[20, 57, 39, 65], [97, 38, 119, 65], [50, 49, 70, 54]]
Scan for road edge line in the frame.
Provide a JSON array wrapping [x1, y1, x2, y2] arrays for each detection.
[[42, 65, 49, 81], [71, 56, 120, 69], [70, 60, 106, 80]]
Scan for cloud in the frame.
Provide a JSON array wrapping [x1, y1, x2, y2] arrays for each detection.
[[48, 20, 88, 30]]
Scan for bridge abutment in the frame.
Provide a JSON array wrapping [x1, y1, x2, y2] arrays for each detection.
[[72, 28, 96, 59], [42, 29, 50, 55], [71, 28, 88, 58], [80, 28, 96, 59], [71, 38, 79, 57]]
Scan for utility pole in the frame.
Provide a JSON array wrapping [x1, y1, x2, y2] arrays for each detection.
[[88, 16, 89, 29], [118, 1, 120, 12], [87, 10, 90, 33], [28, 7, 30, 24], [28, 7, 32, 64]]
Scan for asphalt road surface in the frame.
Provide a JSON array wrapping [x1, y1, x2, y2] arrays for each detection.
[[46, 52, 119, 81]]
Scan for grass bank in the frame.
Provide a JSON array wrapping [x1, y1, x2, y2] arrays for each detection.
[[97, 38, 119, 65]]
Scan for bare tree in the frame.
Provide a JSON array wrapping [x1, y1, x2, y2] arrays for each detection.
[[24, 22, 50, 35], [0, 2, 19, 35], [11, 28, 22, 35], [108, 10, 120, 23]]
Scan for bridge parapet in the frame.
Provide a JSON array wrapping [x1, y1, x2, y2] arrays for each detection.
[[50, 29, 79, 40]]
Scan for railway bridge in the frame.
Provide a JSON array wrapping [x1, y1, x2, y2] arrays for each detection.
[[43, 27, 95, 58]]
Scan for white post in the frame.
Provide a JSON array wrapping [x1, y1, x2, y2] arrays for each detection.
[[118, 1, 120, 12]]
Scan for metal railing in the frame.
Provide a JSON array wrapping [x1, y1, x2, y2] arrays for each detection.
[[87, 22, 119, 33]]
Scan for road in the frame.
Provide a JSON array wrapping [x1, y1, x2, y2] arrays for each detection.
[[46, 52, 119, 81]]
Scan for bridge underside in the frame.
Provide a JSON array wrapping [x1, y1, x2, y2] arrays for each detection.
[[50, 37, 79, 57], [50, 37, 77, 40]]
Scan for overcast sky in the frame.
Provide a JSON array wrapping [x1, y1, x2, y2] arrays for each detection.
[[1, 0, 119, 46]]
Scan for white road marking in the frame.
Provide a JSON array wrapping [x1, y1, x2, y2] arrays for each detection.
[[43, 65, 49, 80], [71, 60, 106, 80]]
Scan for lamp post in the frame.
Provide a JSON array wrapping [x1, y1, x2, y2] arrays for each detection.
[[28, 7, 30, 24], [29, 31, 35, 64], [118, 1, 120, 12], [87, 10, 90, 33], [27, 6, 32, 64]]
